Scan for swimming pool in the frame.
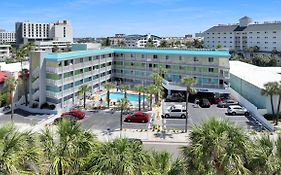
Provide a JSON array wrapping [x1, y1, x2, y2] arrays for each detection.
[[101, 92, 146, 102]]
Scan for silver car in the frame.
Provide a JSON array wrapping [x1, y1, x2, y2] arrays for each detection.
[[163, 105, 187, 118], [227, 105, 249, 116]]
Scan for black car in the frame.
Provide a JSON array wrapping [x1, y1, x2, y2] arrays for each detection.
[[199, 98, 211, 108]]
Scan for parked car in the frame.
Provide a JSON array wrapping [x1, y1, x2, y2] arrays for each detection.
[[217, 100, 238, 108], [214, 97, 224, 104], [61, 109, 85, 119], [227, 105, 249, 116], [53, 115, 79, 125], [199, 98, 211, 108], [124, 112, 150, 123], [162, 105, 187, 118]]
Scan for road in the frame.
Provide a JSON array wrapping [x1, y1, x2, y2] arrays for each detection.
[[80, 110, 150, 131], [143, 142, 186, 160]]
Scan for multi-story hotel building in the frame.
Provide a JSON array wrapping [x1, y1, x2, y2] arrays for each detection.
[[29, 47, 230, 109], [15, 20, 73, 47], [202, 16, 281, 52], [0, 29, 16, 44], [125, 34, 161, 47]]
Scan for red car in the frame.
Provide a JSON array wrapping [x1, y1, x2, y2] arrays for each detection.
[[124, 112, 150, 123], [214, 97, 224, 104], [61, 109, 85, 119]]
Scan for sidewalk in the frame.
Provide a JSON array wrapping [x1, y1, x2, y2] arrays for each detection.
[[92, 129, 190, 143]]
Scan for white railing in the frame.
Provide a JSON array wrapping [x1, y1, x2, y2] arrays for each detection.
[[46, 91, 63, 99], [32, 78, 39, 89], [74, 74, 83, 80], [32, 90, 39, 100], [32, 67, 39, 77], [46, 79, 63, 86], [230, 88, 275, 132], [84, 71, 92, 78]]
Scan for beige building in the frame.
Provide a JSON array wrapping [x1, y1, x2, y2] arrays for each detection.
[[202, 16, 281, 52]]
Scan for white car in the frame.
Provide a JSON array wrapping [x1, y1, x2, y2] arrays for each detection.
[[162, 105, 187, 118], [227, 105, 249, 116]]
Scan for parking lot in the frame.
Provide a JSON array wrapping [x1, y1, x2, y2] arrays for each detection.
[[163, 102, 252, 130], [80, 110, 153, 131], [0, 103, 255, 132], [0, 109, 51, 125]]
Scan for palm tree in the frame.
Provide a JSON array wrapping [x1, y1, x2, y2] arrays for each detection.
[[261, 81, 279, 125], [4, 76, 18, 121], [152, 72, 163, 104], [120, 84, 129, 99], [144, 151, 185, 175], [78, 84, 91, 108], [247, 134, 280, 174], [104, 82, 115, 108], [134, 85, 144, 111], [39, 119, 97, 175], [117, 98, 129, 131], [12, 43, 33, 106], [276, 81, 281, 125], [147, 84, 158, 110], [0, 124, 39, 174], [89, 138, 146, 174], [181, 118, 251, 175], [181, 76, 196, 132]]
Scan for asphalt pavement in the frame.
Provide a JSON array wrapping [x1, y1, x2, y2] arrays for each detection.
[[80, 110, 150, 131]]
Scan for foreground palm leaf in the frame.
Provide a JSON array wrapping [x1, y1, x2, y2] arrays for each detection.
[[39, 119, 98, 175], [0, 124, 39, 174]]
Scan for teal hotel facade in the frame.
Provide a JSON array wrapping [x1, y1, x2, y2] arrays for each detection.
[[29, 47, 230, 109]]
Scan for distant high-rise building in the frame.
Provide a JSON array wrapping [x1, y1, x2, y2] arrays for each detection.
[[0, 29, 16, 44], [15, 20, 73, 47], [202, 16, 281, 52]]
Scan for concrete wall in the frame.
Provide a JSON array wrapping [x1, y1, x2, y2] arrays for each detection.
[[230, 73, 281, 114]]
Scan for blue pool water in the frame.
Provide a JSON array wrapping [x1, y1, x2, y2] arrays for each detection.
[[101, 92, 146, 102]]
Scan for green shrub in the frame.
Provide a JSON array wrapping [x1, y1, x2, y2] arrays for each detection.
[[264, 113, 281, 120]]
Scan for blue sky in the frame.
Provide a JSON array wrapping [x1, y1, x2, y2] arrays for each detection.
[[1, 0, 281, 37]]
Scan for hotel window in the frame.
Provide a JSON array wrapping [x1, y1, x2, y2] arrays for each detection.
[[153, 55, 158, 59], [209, 68, 214, 72], [179, 56, 182, 60], [131, 54, 133, 58], [131, 62, 134, 66], [193, 57, 198, 62], [166, 55, 169, 60], [166, 65, 171, 69], [141, 54, 145, 58]]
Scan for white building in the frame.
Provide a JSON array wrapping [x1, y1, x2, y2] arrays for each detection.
[[125, 34, 161, 47], [230, 61, 281, 114], [0, 29, 16, 44], [0, 44, 11, 61], [202, 16, 281, 52], [33, 41, 72, 52], [15, 20, 73, 47]]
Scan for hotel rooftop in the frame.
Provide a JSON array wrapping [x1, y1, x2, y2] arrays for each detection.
[[45, 48, 231, 60]]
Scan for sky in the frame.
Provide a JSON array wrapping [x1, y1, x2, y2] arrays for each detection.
[[1, 0, 281, 37]]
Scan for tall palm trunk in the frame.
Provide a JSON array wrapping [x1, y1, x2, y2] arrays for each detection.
[[10, 91, 14, 121], [270, 95, 276, 125], [124, 91, 127, 99], [138, 92, 141, 111], [142, 92, 145, 110], [185, 88, 189, 133], [83, 92, 86, 109], [150, 94, 153, 110], [120, 108, 123, 131], [107, 90, 110, 108], [276, 94, 281, 125], [24, 77, 28, 106]]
